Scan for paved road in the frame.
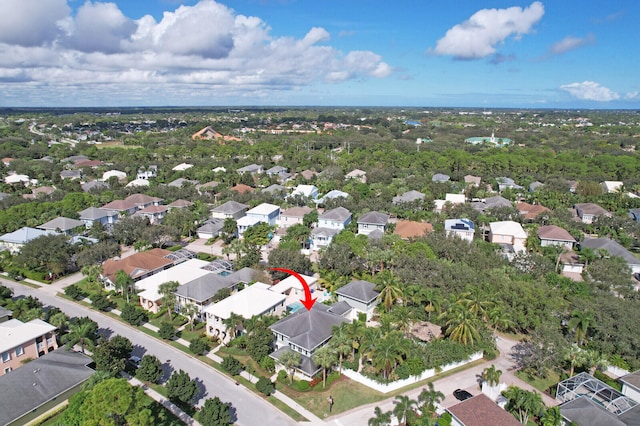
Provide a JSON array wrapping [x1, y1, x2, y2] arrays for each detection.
[[3, 279, 295, 426]]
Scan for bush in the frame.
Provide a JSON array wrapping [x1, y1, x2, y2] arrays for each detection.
[[64, 284, 86, 300], [221, 355, 243, 376], [229, 335, 247, 350], [259, 356, 275, 373], [277, 369, 288, 383], [294, 380, 310, 391], [483, 347, 498, 360], [255, 377, 275, 396], [190, 336, 211, 355], [342, 358, 358, 371], [594, 370, 622, 391], [158, 322, 176, 340], [396, 357, 426, 380], [89, 293, 113, 311], [120, 304, 149, 326]]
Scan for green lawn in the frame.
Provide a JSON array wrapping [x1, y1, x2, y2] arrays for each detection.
[[515, 369, 560, 393]]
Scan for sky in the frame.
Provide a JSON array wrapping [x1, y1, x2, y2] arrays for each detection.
[[0, 0, 638, 108]]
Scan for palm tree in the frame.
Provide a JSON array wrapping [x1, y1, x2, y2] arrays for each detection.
[[418, 382, 444, 415], [442, 304, 481, 347], [502, 386, 544, 425], [158, 281, 179, 322], [81, 264, 103, 291], [313, 346, 337, 388], [114, 269, 134, 303], [279, 350, 301, 385], [370, 334, 410, 381], [343, 320, 365, 360], [64, 321, 96, 354], [568, 309, 594, 346], [456, 286, 494, 320], [48, 311, 69, 333], [389, 306, 413, 335], [564, 344, 585, 377], [359, 326, 384, 370], [392, 395, 417, 426], [329, 327, 352, 374], [368, 406, 392, 426], [540, 406, 563, 426], [182, 303, 199, 332], [487, 305, 515, 336], [422, 288, 443, 321], [481, 364, 503, 387], [222, 312, 245, 341], [375, 271, 403, 313]]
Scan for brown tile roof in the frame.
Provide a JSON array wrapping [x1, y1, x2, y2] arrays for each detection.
[[136, 205, 169, 214], [125, 194, 163, 205], [168, 199, 194, 208], [537, 225, 575, 242], [516, 202, 550, 220], [102, 249, 172, 283], [102, 199, 137, 211], [394, 220, 433, 239], [230, 184, 254, 194], [447, 394, 520, 426], [281, 206, 313, 218], [74, 160, 104, 167]]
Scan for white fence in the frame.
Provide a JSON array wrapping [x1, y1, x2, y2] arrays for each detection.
[[342, 351, 483, 393]]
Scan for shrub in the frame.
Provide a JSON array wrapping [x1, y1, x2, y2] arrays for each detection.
[[342, 358, 358, 371], [259, 356, 275, 373], [64, 284, 86, 300], [221, 355, 243, 376], [136, 355, 163, 384], [158, 322, 176, 340], [120, 304, 148, 326], [189, 337, 211, 355], [396, 357, 426, 380], [294, 380, 310, 391], [89, 293, 113, 311], [483, 347, 498, 360], [255, 377, 275, 396], [229, 335, 247, 350], [277, 369, 288, 383], [309, 376, 321, 388], [594, 370, 622, 391]]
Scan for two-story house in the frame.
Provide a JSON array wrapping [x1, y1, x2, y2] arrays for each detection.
[[290, 185, 319, 200], [37, 217, 86, 235], [279, 206, 313, 229], [101, 248, 173, 290], [488, 220, 527, 253], [357, 211, 390, 236], [211, 201, 249, 221], [335, 280, 380, 321], [537, 225, 576, 250], [310, 207, 351, 250], [78, 207, 119, 228], [134, 205, 170, 224], [125, 194, 163, 210], [101, 199, 138, 216], [237, 164, 264, 175], [575, 203, 610, 224], [174, 274, 239, 319], [445, 219, 475, 242], [1, 319, 57, 376], [246, 203, 280, 226]]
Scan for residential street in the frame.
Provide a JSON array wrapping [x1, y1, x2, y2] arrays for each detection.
[[2, 279, 296, 426]]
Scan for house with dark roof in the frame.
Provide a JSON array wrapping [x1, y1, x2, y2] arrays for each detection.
[[310, 207, 351, 250], [471, 195, 512, 212], [237, 164, 264, 175], [0, 349, 94, 426], [37, 217, 86, 235], [496, 177, 523, 192], [357, 211, 390, 236], [335, 280, 380, 320], [0, 306, 11, 323], [60, 170, 82, 180], [580, 237, 640, 275], [432, 173, 450, 183], [575, 203, 609, 224], [81, 180, 109, 193], [447, 394, 520, 426], [175, 274, 239, 319], [266, 165, 288, 177], [78, 206, 118, 228], [262, 184, 287, 197], [197, 219, 225, 240], [167, 177, 199, 188], [392, 190, 425, 205], [211, 201, 249, 220], [537, 225, 576, 249], [101, 199, 137, 216], [270, 304, 349, 379]]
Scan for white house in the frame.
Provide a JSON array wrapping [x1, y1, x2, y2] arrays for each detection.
[[357, 211, 390, 236], [317, 207, 351, 229], [237, 216, 262, 237], [316, 189, 349, 205], [101, 170, 126, 181], [601, 181, 624, 194], [290, 184, 319, 200], [488, 221, 527, 252], [335, 280, 380, 321], [246, 203, 280, 226], [172, 163, 193, 171], [78, 207, 118, 228], [575, 203, 609, 224], [445, 219, 475, 242], [0, 227, 58, 254], [620, 370, 640, 403], [204, 283, 286, 342], [270, 274, 321, 306]]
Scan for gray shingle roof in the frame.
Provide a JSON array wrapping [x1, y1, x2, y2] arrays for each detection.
[[310, 227, 340, 238], [327, 300, 352, 316], [393, 190, 425, 204], [38, 217, 85, 232], [270, 305, 348, 352], [0, 349, 94, 426], [211, 201, 249, 215], [197, 219, 224, 235], [318, 206, 351, 222], [581, 237, 640, 266], [78, 206, 118, 220], [358, 211, 389, 225], [270, 346, 321, 376], [175, 274, 235, 302], [560, 397, 626, 426], [226, 267, 260, 284], [336, 280, 379, 303], [0, 306, 12, 319]]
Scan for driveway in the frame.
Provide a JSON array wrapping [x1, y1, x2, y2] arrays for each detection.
[[2, 279, 295, 426]]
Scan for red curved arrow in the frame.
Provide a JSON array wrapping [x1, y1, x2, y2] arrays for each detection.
[[270, 267, 317, 311]]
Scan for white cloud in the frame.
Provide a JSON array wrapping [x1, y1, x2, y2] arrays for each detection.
[[560, 81, 620, 102], [433, 1, 544, 59], [0, 0, 392, 105], [550, 33, 595, 55], [626, 91, 639, 100], [0, 0, 70, 47]]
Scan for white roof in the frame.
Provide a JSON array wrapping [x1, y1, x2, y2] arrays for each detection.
[[4, 174, 29, 184], [126, 178, 150, 188], [212, 167, 227, 173], [445, 193, 466, 204], [136, 259, 211, 300], [291, 185, 318, 197], [203, 282, 286, 320], [489, 220, 527, 238], [102, 170, 126, 180], [237, 216, 262, 227], [247, 203, 280, 216], [0, 319, 56, 352], [270, 274, 318, 294], [172, 163, 193, 171]]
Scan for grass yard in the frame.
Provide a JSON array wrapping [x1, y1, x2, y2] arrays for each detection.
[[515, 369, 560, 393]]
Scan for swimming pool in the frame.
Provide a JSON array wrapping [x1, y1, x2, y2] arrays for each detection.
[[287, 302, 305, 313]]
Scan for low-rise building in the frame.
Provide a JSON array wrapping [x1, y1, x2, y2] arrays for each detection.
[[335, 280, 380, 321], [393, 220, 432, 240], [537, 225, 576, 249], [1, 319, 57, 375], [447, 394, 520, 426], [488, 220, 527, 252], [246, 203, 280, 226], [279, 206, 313, 228], [78, 207, 118, 228], [210, 201, 249, 220], [445, 219, 475, 242], [101, 248, 173, 290], [357, 211, 390, 236], [0, 227, 58, 254], [575, 203, 609, 224], [37, 217, 86, 235]]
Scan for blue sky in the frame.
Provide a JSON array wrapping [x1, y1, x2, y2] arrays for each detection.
[[0, 0, 637, 108]]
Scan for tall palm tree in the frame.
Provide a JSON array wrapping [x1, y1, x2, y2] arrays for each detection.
[[158, 281, 179, 322], [502, 386, 544, 425], [182, 303, 199, 332], [375, 271, 403, 313], [481, 364, 503, 387], [313, 346, 337, 388], [392, 395, 417, 426], [442, 304, 481, 346], [343, 320, 365, 360], [329, 326, 352, 374], [47, 311, 69, 333], [81, 264, 103, 291], [370, 334, 410, 381], [368, 406, 392, 426], [359, 326, 384, 370], [222, 312, 245, 341], [389, 306, 413, 335], [456, 286, 494, 320], [279, 350, 301, 385], [568, 309, 594, 346], [540, 406, 563, 426], [64, 321, 97, 354], [114, 269, 133, 303], [422, 288, 443, 321], [487, 305, 515, 336], [564, 344, 585, 377], [418, 382, 444, 415]]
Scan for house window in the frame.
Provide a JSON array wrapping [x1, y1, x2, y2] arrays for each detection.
[[4, 367, 11, 374], [1, 351, 10, 363], [14, 346, 24, 357]]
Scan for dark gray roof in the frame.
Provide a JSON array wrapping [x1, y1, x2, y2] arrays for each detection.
[[620, 370, 640, 392], [175, 274, 235, 302], [0, 306, 12, 319], [432, 173, 450, 182], [38, 217, 85, 232], [226, 267, 260, 284], [81, 180, 109, 192], [576, 203, 609, 216], [270, 305, 348, 352], [262, 184, 286, 194], [581, 237, 640, 266], [367, 229, 385, 240], [197, 219, 224, 235], [270, 346, 321, 376], [358, 211, 389, 225], [0, 349, 94, 426], [619, 405, 640, 426], [392, 190, 425, 204], [211, 200, 249, 214], [318, 206, 351, 222], [336, 280, 379, 303], [560, 397, 626, 426], [327, 300, 353, 317], [472, 195, 512, 212]]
